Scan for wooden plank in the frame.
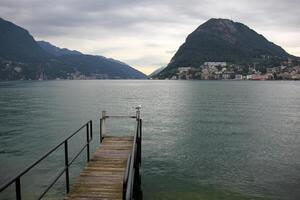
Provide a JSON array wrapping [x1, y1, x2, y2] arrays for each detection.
[[65, 135, 133, 200]]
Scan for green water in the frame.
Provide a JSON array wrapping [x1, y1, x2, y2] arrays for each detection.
[[0, 80, 300, 200]]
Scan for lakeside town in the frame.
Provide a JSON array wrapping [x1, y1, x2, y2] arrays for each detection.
[[2, 59, 300, 81], [159, 61, 300, 81]]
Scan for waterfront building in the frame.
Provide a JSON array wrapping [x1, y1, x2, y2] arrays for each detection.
[[222, 71, 234, 79], [251, 74, 269, 80], [235, 74, 243, 80]]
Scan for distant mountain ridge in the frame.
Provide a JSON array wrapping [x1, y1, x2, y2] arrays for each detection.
[[158, 18, 296, 78], [37, 41, 82, 56], [0, 17, 147, 80], [37, 41, 146, 79]]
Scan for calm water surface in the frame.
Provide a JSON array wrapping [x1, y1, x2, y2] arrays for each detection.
[[0, 80, 300, 200]]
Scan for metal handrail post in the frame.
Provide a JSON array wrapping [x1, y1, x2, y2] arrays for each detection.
[[139, 119, 142, 165], [15, 178, 21, 200], [99, 118, 102, 143], [86, 123, 90, 162], [135, 105, 141, 120], [102, 111, 106, 136], [64, 141, 70, 193], [89, 120, 93, 139]]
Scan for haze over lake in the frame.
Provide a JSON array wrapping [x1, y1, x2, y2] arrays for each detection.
[[0, 80, 300, 200]]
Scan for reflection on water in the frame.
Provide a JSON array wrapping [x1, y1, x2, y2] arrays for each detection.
[[0, 80, 300, 200]]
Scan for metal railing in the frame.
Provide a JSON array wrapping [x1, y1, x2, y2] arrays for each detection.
[[0, 120, 93, 200], [123, 117, 142, 200], [99, 110, 137, 143]]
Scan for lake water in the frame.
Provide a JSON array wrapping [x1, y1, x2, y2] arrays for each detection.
[[0, 80, 300, 200]]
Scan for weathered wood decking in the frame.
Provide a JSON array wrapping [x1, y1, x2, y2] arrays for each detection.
[[65, 135, 134, 200]]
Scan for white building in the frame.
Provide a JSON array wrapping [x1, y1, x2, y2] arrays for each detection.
[[178, 67, 192, 73], [204, 62, 227, 67], [246, 75, 252, 80]]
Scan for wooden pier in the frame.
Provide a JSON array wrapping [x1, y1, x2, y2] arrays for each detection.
[[0, 108, 142, 200], [65, 135, 134, 200], [65, 110, 142, 200]]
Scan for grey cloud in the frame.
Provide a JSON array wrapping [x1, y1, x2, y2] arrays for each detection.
[[2, 0, 299, 36], [126, 55, 167, 67], [165, 50, 176, 54]]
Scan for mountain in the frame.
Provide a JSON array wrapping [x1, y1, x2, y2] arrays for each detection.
[[149, 67, 165, 77], [0, 17, 147, 80], [38, 41, 146, 79], [0, 18, 49, 62], [58, 54, 148, 79], [37, 41, 82, 56], [158, 18, 294, 78]]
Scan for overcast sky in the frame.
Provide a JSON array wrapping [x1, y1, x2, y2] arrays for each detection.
[[1, 0, 299, 74]]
